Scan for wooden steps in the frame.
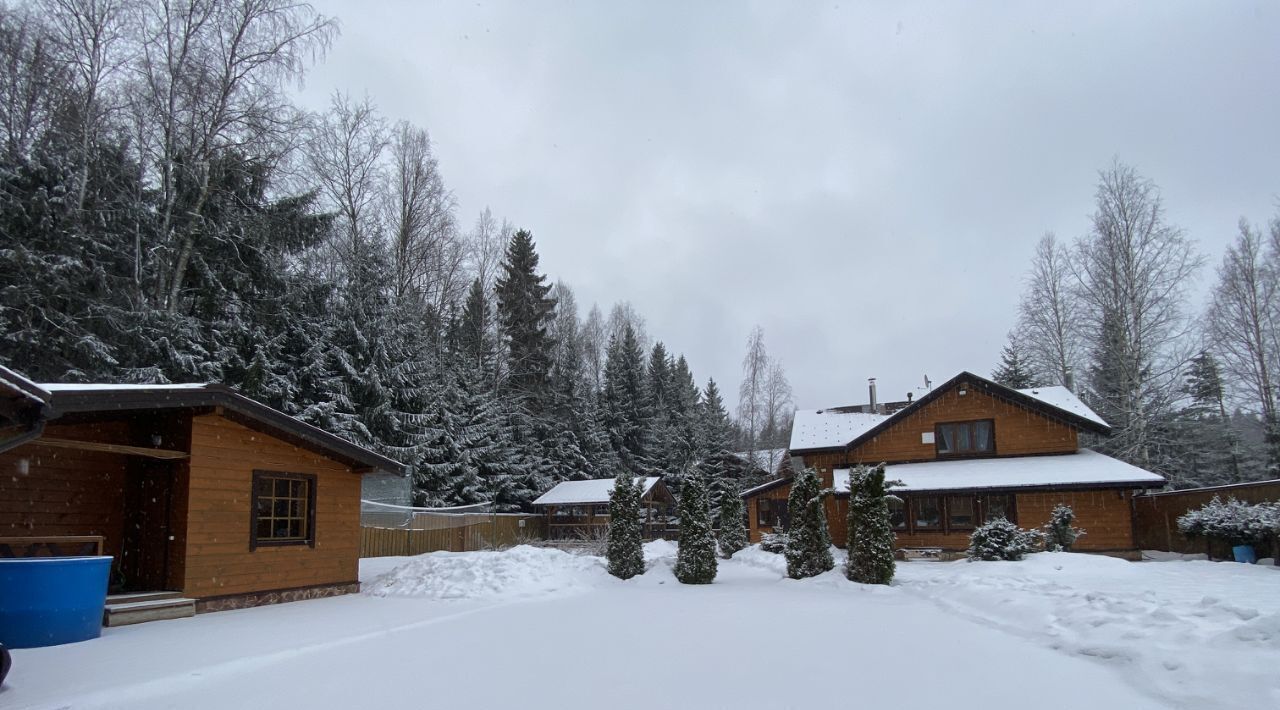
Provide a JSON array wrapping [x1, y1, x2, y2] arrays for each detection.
[[104, 592, 196, 627]]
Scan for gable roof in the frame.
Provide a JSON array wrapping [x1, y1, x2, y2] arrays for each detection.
[[790, 371, 1110, 454], [531, 477, 662, 506], [30, 381, 406, 475], [831, 449, 1164, 494]]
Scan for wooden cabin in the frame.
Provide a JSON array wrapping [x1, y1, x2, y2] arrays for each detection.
[[0, 367, 405, 621], [743, 371, 1165, 559], [532, 477, 676, 541]]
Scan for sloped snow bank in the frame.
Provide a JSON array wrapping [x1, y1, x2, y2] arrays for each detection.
[[897, 552, 1280, 710], [363, 545, 606, 601]]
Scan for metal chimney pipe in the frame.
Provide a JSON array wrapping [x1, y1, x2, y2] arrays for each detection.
[[868, 377, 878, 413]]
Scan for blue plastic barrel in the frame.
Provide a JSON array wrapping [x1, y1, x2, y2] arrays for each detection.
[[0, 556, 112, 649], [1232, 544, 1257, 564]]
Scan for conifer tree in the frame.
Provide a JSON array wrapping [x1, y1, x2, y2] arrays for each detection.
[[495, 229, 556, 411], [1042, 504, 1085, 551], [674, 472, 718, 584], [716, 485, 749, 558], [784, 467, 834, 579], [992, 336, 1038, 389], [606, 472, 645, 579], [845, 464, 896, 585], [602, 324, 652, 472]]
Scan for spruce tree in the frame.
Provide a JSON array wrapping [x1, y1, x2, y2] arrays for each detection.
[[606, 472, 645, 579], [845, 464, 896, 585], [716, 485, 749, 558], [1042, 504, 1085, 551], [602, 324, 653, 472], [992, 337, 1038, 389], [784, 467, 834, 579], [495, 229, 556, 411], [674, 472, 718, 584]]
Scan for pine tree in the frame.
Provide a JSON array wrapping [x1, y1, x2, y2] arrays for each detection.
[[495, 229, 556, 411], [784, 467, 834, 579], [992, 336, 1038, 389], [845, 464, 896, 584], [606, 472, 645, 579], [674, 472, 717, 584], [716, 484, 749, 558], [602, 324, 652, 472]]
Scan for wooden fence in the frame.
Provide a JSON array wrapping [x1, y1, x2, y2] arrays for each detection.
[[1133, 479, 1280, 559], [360, 513, 544, 557]]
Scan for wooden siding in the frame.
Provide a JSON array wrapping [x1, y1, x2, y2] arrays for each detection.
[[0, 421, 131, 561], [180, 414, 363, 599], [745, 484, 1139, 552], [745, 485, 792, 543]]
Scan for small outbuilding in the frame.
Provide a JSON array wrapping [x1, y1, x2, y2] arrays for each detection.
[[531, 477, 676, 541], [0, 367, 405, 620]]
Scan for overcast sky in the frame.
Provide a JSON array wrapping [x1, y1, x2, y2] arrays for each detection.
[[296, 1, 1280, 412]]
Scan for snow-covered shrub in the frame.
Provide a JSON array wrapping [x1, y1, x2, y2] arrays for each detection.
[[675, 473, 718, 584], [716, 486, 749, 559], [760, 532, 788, 554], [968, 518, 1038, 561], [784, 467, 834, 579], [1042, 504, 1086, 551], [845, 464, 895, 585], [606, 472, 645, 579], [1178, 496, 1277, 547]]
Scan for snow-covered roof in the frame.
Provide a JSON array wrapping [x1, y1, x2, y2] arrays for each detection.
[[1015, 386, 1108, 428], [531, 477, 662, 506], [832, 449, 1164, 493], [39, 382, 211, 392], [789, 408, 890, 451]]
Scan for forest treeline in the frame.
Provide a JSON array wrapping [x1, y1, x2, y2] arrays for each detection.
[[0, 0, 796, 509]]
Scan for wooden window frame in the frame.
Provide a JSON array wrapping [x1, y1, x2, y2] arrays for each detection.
[[758, 498, 774, 528], [934, 419, 996, 458], [250, 470, 317, 551], [897, 493, 1016, 534], [887, 496, 907, 531]]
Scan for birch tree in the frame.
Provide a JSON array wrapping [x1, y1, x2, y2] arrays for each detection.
[[737, 325, 768, 455], [1072, 160, 1203, 469], [387, 120, 457, 310], [1207, 217, 1280, 472], [1017, 232, 1083, 388]]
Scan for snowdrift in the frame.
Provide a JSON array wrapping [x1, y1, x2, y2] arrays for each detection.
[[363, 545, 606, 600]]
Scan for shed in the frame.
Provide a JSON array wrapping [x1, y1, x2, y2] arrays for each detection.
[[531, 477, 676, 541], [0, 369, 405, 619]]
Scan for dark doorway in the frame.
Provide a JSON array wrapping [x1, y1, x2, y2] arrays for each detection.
[[118, 460, 175, 592]]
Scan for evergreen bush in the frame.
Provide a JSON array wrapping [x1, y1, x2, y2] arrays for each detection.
[[716, 486, 749, 558], [675, 474, 718, 584], [606, 473, 645, 579], [968, 518, 1038, 561], [784, 467, 834, 579], [845, 464, 896, 584], [1042, 504, 1086, 551], [1178, 496, 1279, 548], [760, 532, 788, 554]]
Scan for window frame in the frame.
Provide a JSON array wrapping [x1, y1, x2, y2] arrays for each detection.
[[911, 495, 943, 531], [980, 493, 1018, 525], [934, 419, 996, 458], [895, 493, 1017, 534], [250, 470, 317, 551], [946, 495, 977, 531]]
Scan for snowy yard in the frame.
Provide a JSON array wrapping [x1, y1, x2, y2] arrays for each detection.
[[4, 546, 1276, 710]]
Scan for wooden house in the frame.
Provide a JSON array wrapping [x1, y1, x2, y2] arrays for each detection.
[[532, 477, 676, 541], [0, 367, 405, 623], [742, 371, 1165, 559]]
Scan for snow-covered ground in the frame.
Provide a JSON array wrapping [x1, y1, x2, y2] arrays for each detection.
[[3, 546, 1275, 710]]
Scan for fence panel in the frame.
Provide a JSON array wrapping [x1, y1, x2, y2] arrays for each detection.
[[1133, 479, 1280, 557], [360, 514, 544, 557]]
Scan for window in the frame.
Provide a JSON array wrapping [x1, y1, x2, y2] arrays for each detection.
[[912, 496, 942, 529], [887, 497, 907, 531], [935, 420, 995, 457], [947, 496, 975, 530], [983, 494, 1016, 523], [251, 471, 316, 549], [757, 498, 789, 529]]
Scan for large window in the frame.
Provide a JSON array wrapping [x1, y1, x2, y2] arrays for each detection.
[[983, 494, 1016, 523], [913, 496, 942, 530], [758, 498, 789, 529], [251, 471, 316, 549], [947, 496, 976, 530], [935, 420, 995, 457]]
